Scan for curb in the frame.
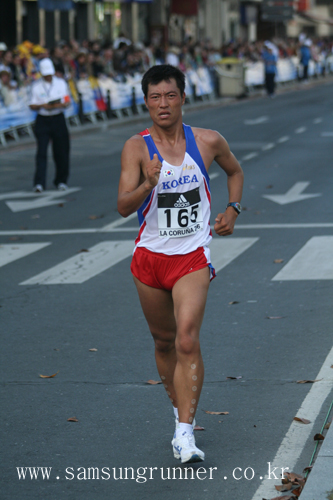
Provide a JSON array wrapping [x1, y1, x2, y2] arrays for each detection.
[[300, 414, 333, 499]]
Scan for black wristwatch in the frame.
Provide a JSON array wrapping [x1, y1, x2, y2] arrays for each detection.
[[226, 202, 242, 214]]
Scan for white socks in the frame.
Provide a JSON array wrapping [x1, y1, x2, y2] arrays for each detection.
[[176, 423, 193, 438], [173, 406, 179, 419]]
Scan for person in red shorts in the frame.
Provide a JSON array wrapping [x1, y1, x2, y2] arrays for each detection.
[[117, 64, 243, 463]]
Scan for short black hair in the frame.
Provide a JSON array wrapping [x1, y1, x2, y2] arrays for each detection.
[[141, 64, 186, 98]]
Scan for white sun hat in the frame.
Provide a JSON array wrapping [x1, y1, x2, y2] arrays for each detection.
[[39, 58, 55, 76]]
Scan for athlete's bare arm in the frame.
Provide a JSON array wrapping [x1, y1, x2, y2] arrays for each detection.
[[117, 135, 162, 217], [194, 128, 244, 236]]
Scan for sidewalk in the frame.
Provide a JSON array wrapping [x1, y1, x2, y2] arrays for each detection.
[[300, 418, 333, 500]]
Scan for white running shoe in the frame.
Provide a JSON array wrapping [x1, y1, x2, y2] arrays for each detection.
[[57, 183, 68, 191], [33, 184, 43, 193], [172, 431, 205, 463]]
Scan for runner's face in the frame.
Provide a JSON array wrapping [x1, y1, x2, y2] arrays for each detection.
[[145, 79, 185, 126]]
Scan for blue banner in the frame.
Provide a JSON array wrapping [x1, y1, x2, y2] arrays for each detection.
[[38, 0, 74, 11]]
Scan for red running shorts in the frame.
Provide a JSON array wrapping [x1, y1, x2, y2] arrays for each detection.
[[130, 246, 216, 291]]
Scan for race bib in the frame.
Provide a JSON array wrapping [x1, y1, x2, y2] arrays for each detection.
[[158, 187, 203, 238]]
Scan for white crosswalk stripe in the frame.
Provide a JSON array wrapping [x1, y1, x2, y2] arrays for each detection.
[[210, 237, 259, 272], [7, 236, 332, 285], [20, 241, 134, 285], [272, 236, 333, 281], [0, 243, 51, 268]]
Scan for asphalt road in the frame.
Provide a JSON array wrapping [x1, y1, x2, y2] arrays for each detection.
[[1, 80, 333, 500]]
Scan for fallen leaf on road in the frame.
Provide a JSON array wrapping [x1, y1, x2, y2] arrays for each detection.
[[226, 376, 242, 379], [303, 466, 313, 473], [292, 483, 305, 497], [266, 185, 273, 189], [293, 417, 311, 424], [146, 380, 162, 385], [228, 301, 239, 305], [89, 215, 104, 220], [275, 482, 293, 492], [324, 421, 331, 430], [67, 417, 78, 422], [58, 203, 64, 207], [314, 433, 325, 441], [39, 371, 59, 378], [205, 411, 229, 415], [283, 472, 304, 483], [274, 259, 284, 263], [297, 379, 321, 384], [89, 348, 98, 352], [79, 249, 89, 253], [194, 425, 205, 431]]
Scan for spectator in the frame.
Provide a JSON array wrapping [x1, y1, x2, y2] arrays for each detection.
[[0, 50, 13, 76], [300, 39, 312, 81], [113, 42, 129, 73], [72, 49, 88, 80], [0, 42, 8, 60], [113, 32, 131, 50], [51, 44, 66, 78], [0, 69, 16, 106], [31, 44, 48, 77], [166, 45, 180, 67], [101, 47, 115, 78], [262, 41, 278, 97], [10, 52, 26, 87]]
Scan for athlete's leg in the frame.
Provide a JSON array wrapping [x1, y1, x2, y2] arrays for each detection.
[[171, 267, 210, 425], [133, 276, 178, 408]]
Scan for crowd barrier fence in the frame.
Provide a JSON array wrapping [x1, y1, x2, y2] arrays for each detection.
[[0, 58, 332, 146]]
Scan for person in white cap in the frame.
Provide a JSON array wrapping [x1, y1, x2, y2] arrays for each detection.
[[29, 58, 71, 192]]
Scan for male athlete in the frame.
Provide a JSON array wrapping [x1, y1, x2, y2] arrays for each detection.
[[118, 65, 243, 463]]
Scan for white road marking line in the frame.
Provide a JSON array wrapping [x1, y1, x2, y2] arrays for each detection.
[[5, 188, 82, 213], [262, 143, 275, 151], [244, 116, 269, 125], [20, 241, 134, 285], [272, 236, 333, 280], [242, 152, 258, 161], [263, 182, 321, 205], [314, 118, 322, 124], [277, 136, 290, 143], [210, 238, 259, 273], [235, 223, 333, 229], [295, 126, 307, 134], [2, 223, 333, 237], [102, 212, 137, 231], [251, 346, 333, 500], [321, 132, 333, 137], [209, 172, 220, 180], [0, 191, 37, 201], [0, 243, 51, 268]]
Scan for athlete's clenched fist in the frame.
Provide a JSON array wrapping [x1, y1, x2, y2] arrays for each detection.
[[146, 153, 162, 188], [214, 210, 237, 236]]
